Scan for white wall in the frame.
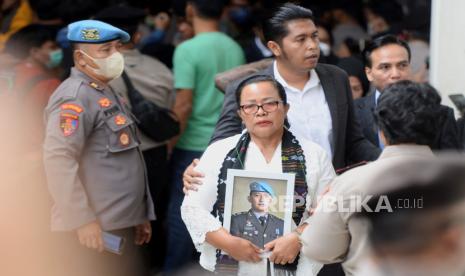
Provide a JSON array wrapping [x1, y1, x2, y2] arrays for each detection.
[[430, 0, 465, 114]]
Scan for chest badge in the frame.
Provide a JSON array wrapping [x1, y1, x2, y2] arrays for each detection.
[[114, 114, 127, 125], [119, 132, 130, 146], [98, 97, 112, 108]]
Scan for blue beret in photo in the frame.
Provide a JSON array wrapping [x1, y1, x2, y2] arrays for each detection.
[[249, 181, 275, 197]]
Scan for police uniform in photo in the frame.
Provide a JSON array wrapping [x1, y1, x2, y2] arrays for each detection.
[[43, 20, 154, 276], [230, 182, 284, 248]]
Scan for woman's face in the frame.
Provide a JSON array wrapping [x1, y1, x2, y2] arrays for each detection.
[[237, 81, 289, 139], [349, 76, 364, 99]]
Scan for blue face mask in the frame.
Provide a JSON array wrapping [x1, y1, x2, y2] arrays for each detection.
[[46, 49, 63, 69]]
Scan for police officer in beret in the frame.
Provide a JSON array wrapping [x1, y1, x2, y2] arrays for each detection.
[[230, 181, 284, 249], [43, 20, 155, 275]]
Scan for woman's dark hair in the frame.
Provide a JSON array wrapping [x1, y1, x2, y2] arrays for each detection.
[[362, 34, 411, 68], [337, 57, 369, 96], [262, 3, 314, 45], [5, 24, 56, 59], [374, 80, 442, 146], [235, 75, 287, 107]]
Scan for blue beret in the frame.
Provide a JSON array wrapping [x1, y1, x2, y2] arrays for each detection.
[[249, 181, 275, 197], [67, 20, 130, 43]]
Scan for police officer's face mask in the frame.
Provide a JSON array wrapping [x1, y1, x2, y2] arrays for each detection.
[[80, 50, 125, 80]]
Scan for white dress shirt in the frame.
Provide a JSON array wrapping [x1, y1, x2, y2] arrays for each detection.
[[273, 62, 334, 159]]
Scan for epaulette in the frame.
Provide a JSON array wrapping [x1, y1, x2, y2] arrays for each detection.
[[88, 81, 104, 91], [232, 212, 247, 217]]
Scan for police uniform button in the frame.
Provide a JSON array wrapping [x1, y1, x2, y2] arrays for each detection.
[[263, 234, 267, 238]]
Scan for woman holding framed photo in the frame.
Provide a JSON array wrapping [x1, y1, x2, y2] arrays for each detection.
[[181, 75, 335, 275]]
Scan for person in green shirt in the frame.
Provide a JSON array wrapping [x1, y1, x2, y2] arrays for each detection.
[[166, 0, 245, 273]]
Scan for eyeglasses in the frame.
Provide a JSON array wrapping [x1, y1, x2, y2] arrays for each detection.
[[240, 101, 282, 115]]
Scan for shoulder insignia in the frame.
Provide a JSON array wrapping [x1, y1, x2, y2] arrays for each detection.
[[60, 113, 79, 136], [82, 29, 100, 41], [61, 103, 83, 114], [114, 114, 126, 125], [89, 82, 104, 91], [98, 97, 112, 108]]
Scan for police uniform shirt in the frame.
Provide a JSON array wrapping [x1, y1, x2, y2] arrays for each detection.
[[230, 209, 284, 248], [43, 67, 155, 231]]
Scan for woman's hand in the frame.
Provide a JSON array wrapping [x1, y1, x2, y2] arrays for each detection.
[[264, 232, 301, 265], [225, 236, 263, 263]]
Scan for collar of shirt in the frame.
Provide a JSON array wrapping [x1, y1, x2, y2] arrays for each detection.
[[254, 36, 273, 58], [273, 60, 320, 94], [252, 211, 268, 220], [379, 144, 434, 160], [375, 89, 381, 105]]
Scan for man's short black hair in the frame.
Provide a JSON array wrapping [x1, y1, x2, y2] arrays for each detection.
[[189, 0, 226, 20], [362, 34, 411, 68], [262, 3, 314, 45], [374, 80, 442, 147], [235, 75, 287, 107], [5, 24, 56, 59]]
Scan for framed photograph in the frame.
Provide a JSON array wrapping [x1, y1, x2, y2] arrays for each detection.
[[223, 169, 295, 250]]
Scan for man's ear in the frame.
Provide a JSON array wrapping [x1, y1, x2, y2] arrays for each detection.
[[247, 195, 252, 203], [267, 41, 281, 57], [74, 50, 86, 66], [132, 31, 142, 45]]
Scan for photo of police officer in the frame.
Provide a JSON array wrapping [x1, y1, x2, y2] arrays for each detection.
[[230, 181, 284, 249]]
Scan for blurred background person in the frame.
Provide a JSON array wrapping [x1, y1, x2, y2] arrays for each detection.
[[363, 0, 404, 38], [357, 157, 465, 276], [0, 0, 33, 50], [336, 56, 369, 99], [165, 0, 245, 274], [315, 21, 339, 65], [3, 24, 62, 157], [329, 0, 368, 58]]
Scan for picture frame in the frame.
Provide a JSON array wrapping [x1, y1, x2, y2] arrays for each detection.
[[222, 169, 295, 251]]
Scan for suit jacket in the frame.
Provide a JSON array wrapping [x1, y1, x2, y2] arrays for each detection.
[[211, 63, 381, 169], [458, 117, 465, 149], [354, 92, 462, 150], [230, 209, 284, 249]]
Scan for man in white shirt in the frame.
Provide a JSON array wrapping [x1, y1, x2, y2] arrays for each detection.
[[211, 3, 380, 170]]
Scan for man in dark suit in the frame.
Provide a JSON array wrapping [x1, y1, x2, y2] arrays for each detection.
[[210, 3, 380, 170], [355, 35, 461, 150], [230, 181, 284, 249]]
